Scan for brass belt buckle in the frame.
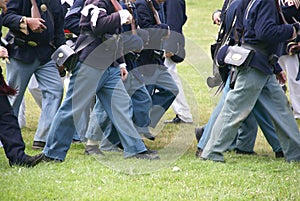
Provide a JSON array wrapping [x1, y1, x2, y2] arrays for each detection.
[[27, 41, 38, 47]]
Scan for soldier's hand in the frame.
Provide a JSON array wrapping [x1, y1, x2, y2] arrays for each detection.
[[26, 18, 47, 33], [120, 67, 128, 81], [276, 71, 287, 85], [0, 46, 9, 59], [212, 10, 221, 25], [287, 42, 300, 55], [164, 51, 174, 58], [126, 13, 133, 25], [119, 9, 132, 25]]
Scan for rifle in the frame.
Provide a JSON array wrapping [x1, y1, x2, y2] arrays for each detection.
[[207, 0, 235, 89], [110, 0, 123, 11], [146, 0, 161, 24], [124, 0, 137, 35]]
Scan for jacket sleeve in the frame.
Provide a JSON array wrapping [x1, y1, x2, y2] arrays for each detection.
[[136, 2, 169, 39], [254, 0, 293, 43], [64, 0, 85, 35], [164, 0, 186, 33], [52, 0, 66, 47], [2, 0, 25, 32], [163, 0, 186, 62], [81, 0, 121, 36]]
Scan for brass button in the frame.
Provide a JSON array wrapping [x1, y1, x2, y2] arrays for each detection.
[[40, 4, 47, 12]]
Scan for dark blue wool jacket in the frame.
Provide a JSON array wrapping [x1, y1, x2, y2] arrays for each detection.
[[2, 0, 66, 65], [239, 0, 294, 75]]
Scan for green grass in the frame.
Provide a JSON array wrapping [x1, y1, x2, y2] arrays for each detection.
[[1, 1, 300, 200]]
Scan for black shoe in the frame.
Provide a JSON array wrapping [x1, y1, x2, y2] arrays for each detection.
[[144, 148, 158, 154], [72, 139, 82, 144], [164, 115, 192, 124], [116, 143, 124, 150], [235, 149, 257, 155], [130, 149, 160, 160], [84, 145, 105, 156], [195, 127, 204, 143], [10, 153, 44, 167], [281, 84, 287, 93], [195, 148, 203, 158], [32, 141, 45, 150], [42, 155, 63, 163], [275, 151, 284, 158], [143, 132, 155, 141]]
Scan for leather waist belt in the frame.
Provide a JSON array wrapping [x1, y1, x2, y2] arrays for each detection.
[[14, 37, 39, 47], [242, 44, 278, 66]]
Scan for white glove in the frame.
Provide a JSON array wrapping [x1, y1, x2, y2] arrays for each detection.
[[118, 9, 132, 25]]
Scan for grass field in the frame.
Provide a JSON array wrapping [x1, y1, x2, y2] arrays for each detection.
[[1, 0, 300, 200]]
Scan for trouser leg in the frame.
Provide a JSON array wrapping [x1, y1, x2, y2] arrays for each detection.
[[198, 76, 231, 150], [252, 101, 282, 152], [235, 112, 257, 153], [144, 67, 179, 128], [256, 75, 300, 162], [96, 67, 147, 157], [0, 95, 26, 164], [33, 60, 63, 142], [202, 67, 265, 161], [165, 58, 193, 122]]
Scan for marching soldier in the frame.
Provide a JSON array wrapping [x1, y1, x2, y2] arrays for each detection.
[[163, 0, 193, 124], [2, 0, 66, 149], [42, 0, 160, 162], [201, 0, 300, 163], [278, 0, 300, 120], [135, 0, 179, 129], [0, 0, 44, 167]]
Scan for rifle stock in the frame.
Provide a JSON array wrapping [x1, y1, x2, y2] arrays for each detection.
[[146, 0, 161, 24], [110, 0, 123, 11]]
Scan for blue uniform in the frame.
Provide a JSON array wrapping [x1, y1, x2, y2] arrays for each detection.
[[2, 0, 65, 144], [135, 0, 169, 68], [163, 0, 187, 63], [135, 0, 179, 128], [202, 0, 300, 162], [3, 0, 66, 64], [87, 1, 153, 148], [0, 37, 26, 164], [65, 0, 85, 36], [241, 0, 293, 75], [197, 0, 282, 156], [0, 15, 31, 165], [43, 0, 150, 160]]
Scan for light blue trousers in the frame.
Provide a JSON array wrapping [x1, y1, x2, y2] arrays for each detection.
[[84, 71, 152, 151], [198, 72, 282, 153], [6, 58, 63, 142], [43, 63, 147, 160], [202, 67, 300, 162]]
